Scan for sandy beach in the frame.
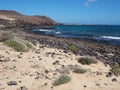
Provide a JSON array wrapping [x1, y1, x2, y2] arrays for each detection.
[[0, 41, 120, 90]]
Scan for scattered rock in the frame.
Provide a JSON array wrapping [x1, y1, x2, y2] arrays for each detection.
[[104, 83, 108, 86], [52, 60, 60, 65], [5, 51, 10, 54], [96, 71, 102, 75], [20, 52, 23, 55], [35, 49, 41, 54], [17, 55, 22, 58], [7, 81, 17, 86], [31, 65, 40, 68], [112, 78, 117, 82], [20, 86, 28, 90], [106, 72, 113, 77], [63, 50, 67, 53], [19, 81, 22, 83], [84, 85, 87, 88], [0, 56, 10, 62], [35, 75, 40, 79], [96, 83, 101, 86], [45, 70, 49, 74], [51, 86, 53, 89], [44, 82, 48, 86]]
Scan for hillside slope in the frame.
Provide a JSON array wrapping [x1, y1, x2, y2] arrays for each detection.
[[0, 10, 57, 29]]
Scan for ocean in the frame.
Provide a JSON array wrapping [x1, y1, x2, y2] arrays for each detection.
[[32, 25, 120, 45]]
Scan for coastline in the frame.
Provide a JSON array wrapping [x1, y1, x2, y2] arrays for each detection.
[[0, 29, 120, 90], [27, 31, 120, 65], [8, 29, 120, 66]]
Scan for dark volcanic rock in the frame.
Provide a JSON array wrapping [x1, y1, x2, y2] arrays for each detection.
[[112, 78, 117, 82], [20, 86, 28, 90], [7, 81, 17, 86]]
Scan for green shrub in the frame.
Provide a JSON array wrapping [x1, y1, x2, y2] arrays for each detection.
[[69, 45, 77, 53], [78, 57, 97, 65], [73, 67, 87, 74], [26, 42, 32, 48], [111, 63, 120, 75], [67, 65, 77, 70], [53, 75, 71, 86], [4, 38, 31, 52]]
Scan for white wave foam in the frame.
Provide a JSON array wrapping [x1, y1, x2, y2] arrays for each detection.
[[101, 36, 120, 40], [32, 29, 53, 32], [55, 31, 61, 34]]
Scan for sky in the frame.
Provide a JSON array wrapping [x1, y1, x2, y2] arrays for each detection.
[[0, 0, 120, 25]]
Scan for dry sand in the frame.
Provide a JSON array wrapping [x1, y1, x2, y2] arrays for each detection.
[[0, 42, 120, 90]]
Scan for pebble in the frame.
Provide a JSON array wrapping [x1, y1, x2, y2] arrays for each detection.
[[20, 86, 28, 90], [0, 56, 9, 62], [112, 78, 117, 82], [96, 83, 101, 86], [84, 85, 87, 88], [7, 81, 17, 86], [17, 55, 22, 58]]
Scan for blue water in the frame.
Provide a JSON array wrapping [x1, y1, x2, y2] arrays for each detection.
[[32, 25, 120, 45]]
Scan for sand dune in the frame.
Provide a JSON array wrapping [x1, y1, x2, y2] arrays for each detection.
[[0, 42, 120, 90]]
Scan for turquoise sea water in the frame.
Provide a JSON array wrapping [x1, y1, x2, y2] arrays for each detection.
[[32, 25, 120, 45]]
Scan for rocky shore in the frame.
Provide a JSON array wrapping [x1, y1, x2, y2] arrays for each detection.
[[23, 31, 120, 66], [0, 28, 120, 66]]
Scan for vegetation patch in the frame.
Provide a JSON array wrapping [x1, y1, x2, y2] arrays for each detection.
[[111, 63, 120, 76], [53, 75, 71, 86], [78, 57, 97, 65], [73, 67, 87, 74], [69, 45, 77, 53], [4, 38, 32, 52], [67, 65, 77, 70], [66, 65, 87, 74]]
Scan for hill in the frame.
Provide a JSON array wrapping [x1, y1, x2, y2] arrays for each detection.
[[0, 10, 57, 29]]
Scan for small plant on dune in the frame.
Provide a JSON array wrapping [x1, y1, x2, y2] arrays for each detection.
[[26, 42, 32, 48], [4, 38, 32, 52], [69, 45, 77, 53], [67, 65, 77, 70], [66, 65, 87, 74], [53, 75, 71, 86], [78, 57, 97, 65], [73, 67, 87, 74], [111, 63, 120, 76]]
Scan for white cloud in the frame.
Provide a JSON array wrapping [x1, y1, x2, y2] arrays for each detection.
[[84, 1, 89, 7], [84, 0, 97, 7]]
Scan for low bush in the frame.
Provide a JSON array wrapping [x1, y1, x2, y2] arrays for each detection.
[[4, 38, 32, 52], [78, 57, 97, 65], [53, 75, 71, 86], [67, 65, 77, 70], [65, 65, 87, 74], [73, 67, 87, 74], [111, 63, 120, 76], [69, 45, 77, 53]]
